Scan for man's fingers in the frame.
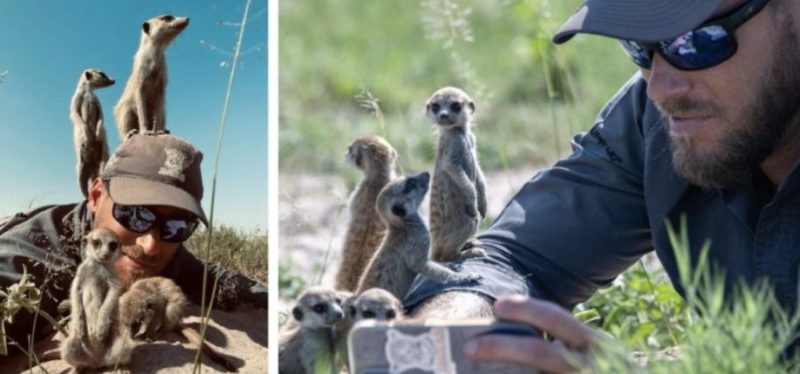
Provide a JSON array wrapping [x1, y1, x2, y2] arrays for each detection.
[[494, 295, 594, 348], [464, 334, 579, 373]]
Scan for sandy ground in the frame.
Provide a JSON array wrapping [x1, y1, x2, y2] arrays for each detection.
[[2, 304, 268, 373], [277, 169, 539, 313]]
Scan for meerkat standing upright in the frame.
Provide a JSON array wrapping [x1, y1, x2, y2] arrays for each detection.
[[114, 14, 189, 140], [426, 86, 488, 262], [119, 276, 238, 372], [61, 228, 134, 373], [356, 172, 481, 300], [279, 286, 345, 374], [334, 135, 398, 291], [71, 68, 115, 198]]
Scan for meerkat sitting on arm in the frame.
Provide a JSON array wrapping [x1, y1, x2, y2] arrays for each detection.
[[356, 172, 481, 301], [334, 135, 398, 292], [426, 86, 489, 262], [119, 276, 238, 372], [115, 14, 189, 139], [279, 286, 345, 374], [61, 228, 134, 373], [71, 68, 115, 198]]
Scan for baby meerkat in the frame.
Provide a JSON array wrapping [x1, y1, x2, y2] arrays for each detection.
[[426, 86, 488, 262], [348, 288, 404, 323], [71, 68, 115, 198], [280, 286, 345, 374], [335, 287, 404, 371], [61, 227, 134, 373], [115, 14, 189, 139], [356, 172, 481, 301], [334, 135, 398, 292], [119, 276, 238, 372]]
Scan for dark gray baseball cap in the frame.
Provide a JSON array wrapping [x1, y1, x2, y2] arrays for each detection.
[[553, 0, 725, 44], [100, 131, 208, 225]]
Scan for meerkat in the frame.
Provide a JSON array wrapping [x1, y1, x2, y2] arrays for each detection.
[[71, 68, 115, 198], [279, 286, 345, 374], [118, 276, 238, 372], [426, 86, 489, 262], [356, 171, 481, 301], [334, 135, 398, 291], [114, 14, 189, 140], [335, 288, 404, 371], [61, 227, 134, 373]]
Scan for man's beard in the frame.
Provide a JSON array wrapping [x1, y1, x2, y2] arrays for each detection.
[[659, 24, 800, 190]]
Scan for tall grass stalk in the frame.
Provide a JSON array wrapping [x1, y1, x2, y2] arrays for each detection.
[[194, 0, 253, 371]]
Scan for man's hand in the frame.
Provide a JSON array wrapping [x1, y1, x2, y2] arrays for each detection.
[[463, 295, 595, 373]]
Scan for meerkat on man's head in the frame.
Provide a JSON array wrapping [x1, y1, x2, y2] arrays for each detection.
[[61, 227, 134, 373], [71, 68, 115, 198], [114, 14, 189, 140], [334, 135, 399, 292], [356, 172, 481, 300], [119, 276, 238, 372], [279, 286, 345, 374], [426, 86, 488, 262]]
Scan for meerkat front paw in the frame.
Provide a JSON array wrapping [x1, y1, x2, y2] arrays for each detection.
[[446, 262, 464, 272], [458, 239, 487, 259]]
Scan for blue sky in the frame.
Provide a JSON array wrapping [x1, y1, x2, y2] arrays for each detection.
[[0, 0, 267, 231]]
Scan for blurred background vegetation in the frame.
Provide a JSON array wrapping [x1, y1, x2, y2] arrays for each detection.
[[279, 0, 636, 179]]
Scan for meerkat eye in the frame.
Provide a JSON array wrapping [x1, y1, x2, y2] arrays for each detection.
[[403, 178, 417, 193], [312, 303, 327, 314], [363, 310, 376, 319], [386, 310, 396, 320], [91, 239, 101, 248], [161, 15, 175, 22], [108, 242, 118, 252], [431, 103, 441, 113], [450, 102, 462, 113]]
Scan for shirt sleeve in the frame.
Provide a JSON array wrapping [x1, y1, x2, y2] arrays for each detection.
[[164, 246, 268, 311], [480, 73, 655, 308]]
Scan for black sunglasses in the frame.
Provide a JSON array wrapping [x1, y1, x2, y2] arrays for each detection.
[[619, 0, 771, 71], [112, 203, 199, 243]]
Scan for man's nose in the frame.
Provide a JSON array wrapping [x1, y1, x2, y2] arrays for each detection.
[[644, 53, 692, 104], [135, 229, 162, 257]]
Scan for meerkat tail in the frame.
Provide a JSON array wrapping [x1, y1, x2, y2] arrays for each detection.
[[180, 326, 238, 373]]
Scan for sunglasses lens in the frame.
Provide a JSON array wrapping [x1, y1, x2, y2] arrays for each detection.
[[619, 40, 652, 68], [660, 25, 736, 70], [162, 218, 199, 242], [113, 204, 156, 233]]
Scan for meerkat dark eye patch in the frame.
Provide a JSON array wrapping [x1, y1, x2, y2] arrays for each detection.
[[431, 103, 441, 113], [91, 239, 101, 248], [386, 310, 396, 319], [85, 71, 92, 81], [292, 307, 304, 321], [391, 204, 406, 218], [450, 102, 461, 113], [312, 303, 328, 314], [161, 15, 175, 22], [108, 242, 118, 252]]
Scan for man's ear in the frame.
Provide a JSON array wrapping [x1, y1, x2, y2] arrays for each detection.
[[87, 178, 105, 213]]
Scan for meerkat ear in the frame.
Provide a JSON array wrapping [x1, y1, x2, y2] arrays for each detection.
[[391, 204, 406, 218], [142, 21, 151, 35], [468, 101, 475, 114], [84, 71, 92, 81], [292, 307, 304, 321]]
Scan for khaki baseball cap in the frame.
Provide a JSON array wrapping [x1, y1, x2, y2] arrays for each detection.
[[553, 0, 725, 44], [100, 131, 208, 225]]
